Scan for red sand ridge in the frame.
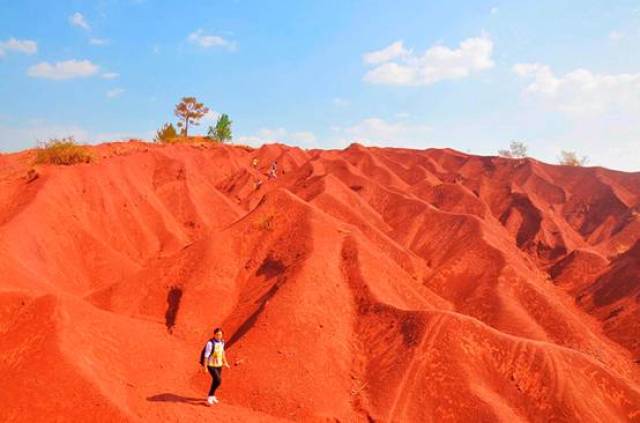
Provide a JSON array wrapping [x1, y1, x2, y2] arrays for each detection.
[[1, 140, 640, 422]]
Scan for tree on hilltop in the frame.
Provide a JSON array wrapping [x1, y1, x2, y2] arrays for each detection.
[[207, 113, 232, 143], [174, 97, 209, 138], [559, 150, 588, 167], [498, 141, 528, 158]]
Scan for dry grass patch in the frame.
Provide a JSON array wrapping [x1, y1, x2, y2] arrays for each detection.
[[35, 137, 92, 165]]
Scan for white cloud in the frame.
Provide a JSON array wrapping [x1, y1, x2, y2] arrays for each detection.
[[363, 34, 494, 86], [202, 109, 221, 123], [290, 131, 317, 144], [333, 97, 350, 107], [0, 121, 157, 152], [236, 128, 287, 146], [69, 12, 90, 31], [89, 38, 109, 46], [365, 63, 416, 85], [106, 88, 124, 98], [363, 41, 411, 64], [101, 72, 119, 79], [340, 118, 431, 147], [27, 60, 100, 80], [513, 63, 640, 115], [0, 38, 38, 57], [0, 122, 90, 151], [513, 63, 640, 171], [513, 63, 559, 95], [93, 130, 154, 142], [608, 31, 624, 41], [188, 29, 236, 51], [236, 128, 318, 148], [256, 128, 287, 139], [533, 121, 640, 172]]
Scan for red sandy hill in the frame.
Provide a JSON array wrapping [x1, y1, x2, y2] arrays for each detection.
[[1, 141, 639, 422]]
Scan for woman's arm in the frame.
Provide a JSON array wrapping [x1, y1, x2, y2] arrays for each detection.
[[203, 341, 212, 372], [223, 350, 231, 368]]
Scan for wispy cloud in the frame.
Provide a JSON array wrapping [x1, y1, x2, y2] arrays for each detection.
[[69, 12, 90, 31], [363, 34, 494, 86], [0, 38, 37, 57], [27, 60, 99, 80], [363, 41, 410, 65], [93, 130, 154, 142], [0, 121, 156, 152], [0, 121, 90, 150], [188, 29, 236, 51], [106, 88, 125, 98], [608, 30, 624, 41], [101, 72, 119, 79], [333, 97, 350, 107], [513, 63, 640, 115], [514, 62, 640, 171], [236, 128, 317, 148], [202, 109, 221, 123], [89, 38, 109, 46], [290, 131, 317, 145], [337, 117, 431, 147]]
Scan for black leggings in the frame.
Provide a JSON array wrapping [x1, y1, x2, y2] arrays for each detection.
[[207, 366, 222, 396]]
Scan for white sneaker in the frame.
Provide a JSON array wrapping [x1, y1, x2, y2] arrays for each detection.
[[212, 396, 219, 404], [207, 396, 215, 405]]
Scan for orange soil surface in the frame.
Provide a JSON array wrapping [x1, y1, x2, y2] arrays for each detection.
[[1, 140, 639, 422]]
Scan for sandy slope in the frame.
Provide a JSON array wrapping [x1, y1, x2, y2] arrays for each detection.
[[0, 140, 639, 422]]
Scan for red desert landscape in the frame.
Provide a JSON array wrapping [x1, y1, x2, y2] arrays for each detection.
[[1, 140, 639, 422]]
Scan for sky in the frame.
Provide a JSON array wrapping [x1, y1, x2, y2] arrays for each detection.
[[1, 0, 639, 172]]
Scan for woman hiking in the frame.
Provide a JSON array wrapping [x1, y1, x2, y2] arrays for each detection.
[[202, 328, 231, 405]]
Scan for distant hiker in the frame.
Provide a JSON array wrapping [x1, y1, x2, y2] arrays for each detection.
[[268, 161, 278, 179], [252, 157, 259, 168], [201, 328, 231, 405], [255, 179, 263, 190]]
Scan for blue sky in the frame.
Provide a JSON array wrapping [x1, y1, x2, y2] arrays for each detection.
[[1, 0, 639, 171]]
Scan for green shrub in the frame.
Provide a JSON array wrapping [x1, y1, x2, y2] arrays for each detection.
[[35, 137, 92, 165], [207, 113, 232, 143]]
